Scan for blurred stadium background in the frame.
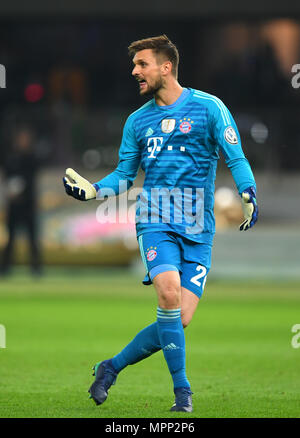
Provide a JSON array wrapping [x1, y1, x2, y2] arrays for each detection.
[[1, 1, 300, 277]]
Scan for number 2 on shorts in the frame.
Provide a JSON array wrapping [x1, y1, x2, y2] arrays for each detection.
[[190, 265, 207, 291]]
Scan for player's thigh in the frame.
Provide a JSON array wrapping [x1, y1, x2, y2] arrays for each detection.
[[138, 232, 182, 308], [138, 232, 181, 285], [179, 242, 211, 325], [179, 239, 211, 300]]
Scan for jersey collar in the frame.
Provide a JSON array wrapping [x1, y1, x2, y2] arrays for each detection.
[[152, 87, 192, 111]]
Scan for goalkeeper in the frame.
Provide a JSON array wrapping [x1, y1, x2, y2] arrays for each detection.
[[63, 35, 258, 413]]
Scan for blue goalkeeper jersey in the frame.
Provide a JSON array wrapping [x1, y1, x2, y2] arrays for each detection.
[[94, 87, 256, 245]]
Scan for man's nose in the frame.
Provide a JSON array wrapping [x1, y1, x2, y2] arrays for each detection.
[[132, 65, 139, 76]]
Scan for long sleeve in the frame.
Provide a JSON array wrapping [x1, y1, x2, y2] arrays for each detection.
[[209, 99, 256, 194]]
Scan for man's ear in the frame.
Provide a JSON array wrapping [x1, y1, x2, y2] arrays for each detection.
[[161, 61, 173, 76]]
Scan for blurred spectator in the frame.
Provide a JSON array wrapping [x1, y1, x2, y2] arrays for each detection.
[[212, 40, 290, 108], [48, 66, 88, 106], [0, 125, 43, 276]]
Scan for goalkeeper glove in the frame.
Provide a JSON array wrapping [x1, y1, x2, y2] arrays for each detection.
[[239, 186, 258, 231], [63, 168, 97, 201]]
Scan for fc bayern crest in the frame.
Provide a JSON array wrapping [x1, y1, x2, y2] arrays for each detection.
[[146, 249, 157, 262], [179, 121, 192, 133], [161, 119, 176, 133]]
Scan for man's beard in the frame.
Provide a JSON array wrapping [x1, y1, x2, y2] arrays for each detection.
[[140, 77, 164, 96]]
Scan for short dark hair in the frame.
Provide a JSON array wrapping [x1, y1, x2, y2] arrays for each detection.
[[128, 34, 179, 78]]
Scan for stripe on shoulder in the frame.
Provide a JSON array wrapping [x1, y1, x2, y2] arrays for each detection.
[[129, 99, 154, 119]]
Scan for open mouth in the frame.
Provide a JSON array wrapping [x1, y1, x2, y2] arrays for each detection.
[[137, 78, 147, 89]]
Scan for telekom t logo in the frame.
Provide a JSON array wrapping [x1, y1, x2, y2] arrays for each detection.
[[147, 137, 163, 159], [0, 65, 6, 88]]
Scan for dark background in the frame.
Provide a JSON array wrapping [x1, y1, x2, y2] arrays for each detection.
[[1, 2, 300, 171]]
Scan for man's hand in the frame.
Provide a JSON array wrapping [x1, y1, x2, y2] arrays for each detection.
[[239, 186, 258, 231], [63, 168, 96, 201]]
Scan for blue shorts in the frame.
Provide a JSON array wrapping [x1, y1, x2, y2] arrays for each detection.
[[137, 231, 212, 298]]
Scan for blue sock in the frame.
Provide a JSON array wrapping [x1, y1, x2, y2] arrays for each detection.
[[111, 322, 161, 372], [156, 307, 190, 389]]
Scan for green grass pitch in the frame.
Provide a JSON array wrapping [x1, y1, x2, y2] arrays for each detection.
[[0, 267, 299, 418]]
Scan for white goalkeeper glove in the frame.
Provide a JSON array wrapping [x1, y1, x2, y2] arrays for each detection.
[[63, 168, 97, 201], [239, 186, 258, 231]]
